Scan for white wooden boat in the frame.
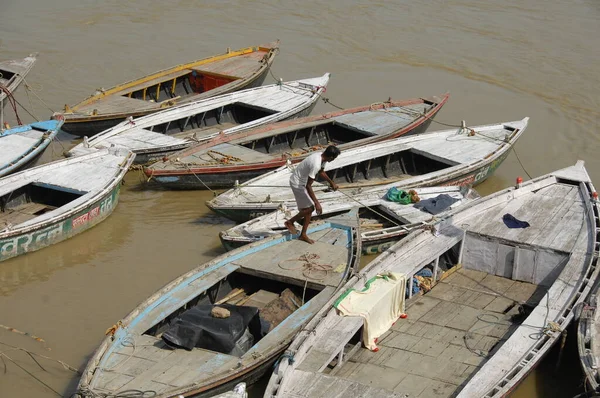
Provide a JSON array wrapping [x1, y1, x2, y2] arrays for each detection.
[[0, 119, 63, 177], [577, 277, 600, 391], [208, 118, 528, 222], [143, 94, 449, 189], [53, 42, 279, 137], [265, 161, 600, 398], [0, 148, 134, 262], [75, 220, 360, 398], [66, 74, 330, 164], [0, 53, 37, 109], [220, 186, 479, 255], [215, 383, 248, 398]]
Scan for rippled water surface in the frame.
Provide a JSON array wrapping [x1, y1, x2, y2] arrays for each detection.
[[1, 1, 598, 396]]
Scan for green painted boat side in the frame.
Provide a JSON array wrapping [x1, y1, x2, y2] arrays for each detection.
[[0, 184, 121, 262]]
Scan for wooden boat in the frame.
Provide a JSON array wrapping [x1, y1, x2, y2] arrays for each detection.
[[53, 42, 279, 137], [215, 383, 248, 398], [144, 94, 449, 189], [0, 53, 38, 109], [265, 160, 600, 398], [66, 74, 330, 165], [75, 220, 360, 398], [208, 118, 529, 222], [577, 278, 600, 391], [0, 148, 134, 262], [220, 186, 479, 254], [0, 119, 63, 177]]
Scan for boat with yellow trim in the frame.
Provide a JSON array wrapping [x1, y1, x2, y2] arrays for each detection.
[[53, 41, 279, 137]]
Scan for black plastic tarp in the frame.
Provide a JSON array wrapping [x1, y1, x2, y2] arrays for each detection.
[[414, 194, 460, 215], [161, 304, 264, 353]]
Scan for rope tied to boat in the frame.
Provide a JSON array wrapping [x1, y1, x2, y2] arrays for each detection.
[[72, 386, 157, 398], [543, 321, 561, 336], [207, 149, 243, 164], [278, 253, 334, 282], [272, 351, 295, 370], [22, 76, 56, 114], [0, 324, 48, 349], [0, 83, 23, 125]]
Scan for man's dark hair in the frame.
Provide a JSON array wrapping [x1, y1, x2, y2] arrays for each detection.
[[323, 145, 341, 159]]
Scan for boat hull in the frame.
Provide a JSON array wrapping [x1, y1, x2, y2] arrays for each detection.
[[137, 98, 319, 169], [145, 96, 447, 189], [0, 183, 121, 262], [60, 66, 271, 138], [210, 150, 509, 223], [0, 131, 59, 178], [171, 350, 280, 398]]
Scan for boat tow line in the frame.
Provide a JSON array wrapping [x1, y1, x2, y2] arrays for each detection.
[[278, 253, 333, 283]]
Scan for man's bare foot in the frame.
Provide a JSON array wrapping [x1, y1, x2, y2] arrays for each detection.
[[298, 234, 314, 244], [284, 221, 298, 234]]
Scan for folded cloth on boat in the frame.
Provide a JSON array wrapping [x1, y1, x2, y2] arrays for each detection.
[[162, 304, 263, 353], [502, 213, 530, 229], [334, 272, 406, 351], [414, 194, 459, 215]]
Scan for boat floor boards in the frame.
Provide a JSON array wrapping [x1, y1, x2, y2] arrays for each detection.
[[233, 228, 351, 291], [0, 134, 45, 165], [0, 202, 56, 225], [296, 268, 547, 398], [193, 51, 267, 78]]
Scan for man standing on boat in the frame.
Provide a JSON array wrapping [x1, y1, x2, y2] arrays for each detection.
[[285, 145, 341, 244]]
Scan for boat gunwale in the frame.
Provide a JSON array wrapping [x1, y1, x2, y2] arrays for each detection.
[[64, 41, 280, 114], [205, 118, 528, 214], [78, 220, 359, 397], [144, 93, 450, 176], [0, 53, 38, 101], [265, 161, 600, 398], [0, 148, 135, 238], [0, 119, 64, 176], [68, 74, 329, 156]]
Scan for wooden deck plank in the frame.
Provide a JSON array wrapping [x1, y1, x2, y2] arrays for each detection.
[[173, 122, 240, 141], [284, 268, 548, 398], [0, 134, 43, 165], [100, 128, 186, 150], [411, 138, 499, 165], [234, 238, 349, 289], [110, 361, 177, 392], [333, 110, 412, 136], [243, 90, 297, 111], [79, 95, 160, 114], [466, 187, 584, 253], [297, 316, 364, 373], [333, 106, 421, 137], [193, 51, 266, 78], [285, 370, 405, 397], [190, 143, 274, 163]]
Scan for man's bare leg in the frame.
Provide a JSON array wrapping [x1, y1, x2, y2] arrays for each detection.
[[298, 211, 314, 244], [284, 220, 297, 234]]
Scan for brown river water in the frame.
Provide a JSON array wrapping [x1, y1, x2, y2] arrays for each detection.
[[1, 0, 599, 396]]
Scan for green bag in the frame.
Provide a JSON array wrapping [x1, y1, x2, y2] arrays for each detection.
[[386, 187, 412, 204]]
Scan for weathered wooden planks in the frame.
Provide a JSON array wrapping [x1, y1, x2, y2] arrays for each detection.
[[208, 118, 528, 216], [269, 161, 599, 398], [234, 239, 349, 290], [333, 106, 422, 137], [80, 221, 357, 398], [193, 50, 266, 78], [0, 54, 37, 106], [67, 75, 329, 161]]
